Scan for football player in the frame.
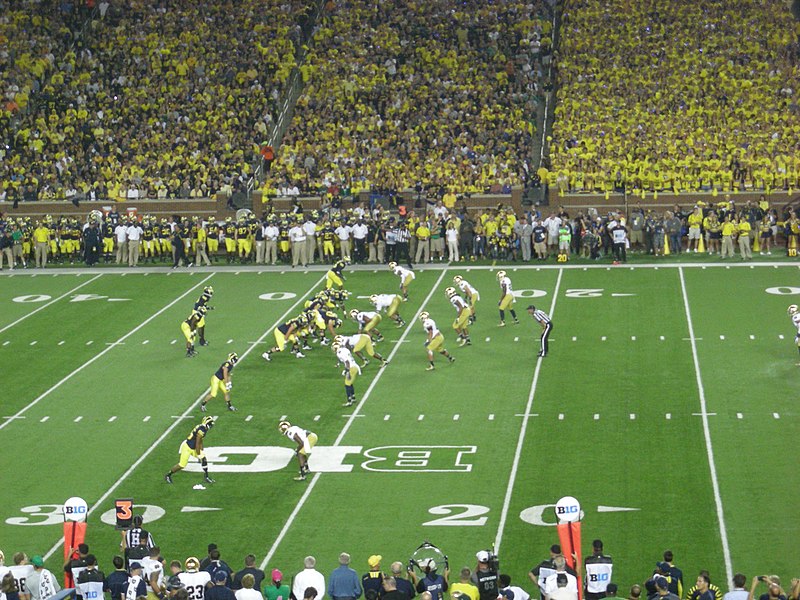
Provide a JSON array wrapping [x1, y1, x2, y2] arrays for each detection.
[[181, 305, 207, 358], [177, 558, 211, 600], [278, 420, 318, 481], [446, 287, 471, 346], [326, 257, 349, 290], [350, 308, 384, 342], [789, 304, 800, 365], [262, 313, 309, 361], [388, 261, 415, 300], [370, 293, 406, 327], [453, 275, 480, 323], [316, 309, 342, 344], [201, 352, 239, 412], [332, 341, 361, 407], [194, 286, 214, 346], [223, 217, 237, 263], [419, 311, 455, 371], [496, 270, 519, 326], [335, 334, 388, 368], [165, 416, 216, 484]]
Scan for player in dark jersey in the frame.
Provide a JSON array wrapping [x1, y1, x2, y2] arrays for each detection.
[[201, 353, 238, 412], [262, 314, 309, 361], [194, 286, 214, 346], [181, 306, 207, 357], [165, 416, 216, 484], [326, 258, 348, 289]]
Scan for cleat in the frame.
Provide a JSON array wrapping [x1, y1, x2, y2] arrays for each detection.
[[342, 400, 355, 407], [199, 340, 209, 346], [204, 475, 215, 484], [295, 352, 306, 358], [380, 360, 389, 368], [514, 320, 520, 325], [376, 335, 384, 342], [262, 352, 271, 361], [294, 474, 307, 481], [302, 344, 312, 350], [498, 322, 506, 327], [164, 473, 173, 484], [458, 338, 467, 346], [426, 364, 435, 371], [227, 404, 237, 412], [320, 338, 330, 346], [200, 404, 207, 412], [362, 359, 370, 367], [448, 356, 456, 363]]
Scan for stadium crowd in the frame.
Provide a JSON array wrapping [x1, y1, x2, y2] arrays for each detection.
[[2, 537, 799, 600], [1, 0, 313, 204], [263, 0, 550, 197], [549, 0, 800, 195]]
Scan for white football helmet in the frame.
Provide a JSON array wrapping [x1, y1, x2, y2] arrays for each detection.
[[789, 304, 798, 315], [445, 287, 456, 297], [332, 342, 341, 352], [369, 294, 379, 304], [496, 270, 507, 281], [453, 275, 463, 284], [349, 309, 360, 319], [419, 311, 430, 322], [278, 420, 291, 434]]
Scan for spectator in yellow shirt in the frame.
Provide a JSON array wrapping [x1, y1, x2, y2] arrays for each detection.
[[737, 215, 752, 260], [33, 221, 51, 268], [686, 206, 703, 253]]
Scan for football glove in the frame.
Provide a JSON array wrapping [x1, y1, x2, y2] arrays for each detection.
[[225, 381, 232, 391]]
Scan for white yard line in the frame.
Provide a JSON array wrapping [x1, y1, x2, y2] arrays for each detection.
[[0, 274, 215, 432], [259, 269, 449, 570], [678, 267, 733, 585], [42, 275, 326, 562], [0, 274, 103, 335], [494, 268, 563, 553]]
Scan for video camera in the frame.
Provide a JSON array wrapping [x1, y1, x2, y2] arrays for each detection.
[[478, 549, 500, 572]]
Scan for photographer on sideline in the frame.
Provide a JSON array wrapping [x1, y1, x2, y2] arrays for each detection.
[[471, 552, 498, 600]]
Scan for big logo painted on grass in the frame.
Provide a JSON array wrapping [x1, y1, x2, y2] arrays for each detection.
[[183, 445, 477, 473]]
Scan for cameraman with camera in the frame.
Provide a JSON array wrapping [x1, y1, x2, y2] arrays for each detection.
[[471, 552, 499, 600]]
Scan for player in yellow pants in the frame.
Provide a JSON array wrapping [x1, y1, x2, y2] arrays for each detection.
[[335, 334, 388, 367]]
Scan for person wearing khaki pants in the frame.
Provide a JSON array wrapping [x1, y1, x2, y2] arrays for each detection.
[[33, 222, 50, 268], [195, 225, 212, 266]]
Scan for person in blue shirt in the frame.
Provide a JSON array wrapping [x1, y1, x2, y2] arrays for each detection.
[[328, 553, 362, 600]]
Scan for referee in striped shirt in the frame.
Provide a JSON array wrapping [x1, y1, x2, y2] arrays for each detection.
[[527, 305, 552, 358]]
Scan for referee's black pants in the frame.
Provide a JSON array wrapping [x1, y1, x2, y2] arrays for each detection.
[[539, 322, 553, 356]]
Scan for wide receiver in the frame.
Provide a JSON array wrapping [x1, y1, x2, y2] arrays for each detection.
[[789, 304, 800, 365], [165, 416, 216, 484], [200, 352, 238, 412], [279, 420, 318, 481]]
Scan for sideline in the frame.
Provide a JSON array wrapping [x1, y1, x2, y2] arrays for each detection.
[[678, 267, 733, 584], [42, 275, 327, 561], [258, 269, 450, 570], [494, 268, 563, 553]]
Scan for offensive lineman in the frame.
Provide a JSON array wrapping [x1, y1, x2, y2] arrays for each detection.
[[200, 352, 239, 412], [446, 287, 471, 346], [496, 270, 519, 327], [278, 420, 318, 481], [165, 416, 216, 484], [420, 311, 455, 371]]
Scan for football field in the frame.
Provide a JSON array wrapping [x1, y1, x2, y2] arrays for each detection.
[[1, 263, 798, 591]]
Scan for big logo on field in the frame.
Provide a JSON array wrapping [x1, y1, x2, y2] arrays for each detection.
[[183, 445, 477, 473]]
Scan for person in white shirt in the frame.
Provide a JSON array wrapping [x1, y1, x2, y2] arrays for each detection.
[[722, 574, 748, 600], [236, 574, 263, 600], [543, 557, 578, 600], [419, 311, 455, 371], [369, 294, 406, 328], [350, 309, 384, 342], [278, 421, 318, 481], [445, 222, 459, 262], [335, 223, 352, 260], [114, 221, 128, 264], [264, 221, 279, 265], [543, 213, 562, 256], [289, 223, 307, 268], [332, 342, 361, 407], [126, 220, 144, 267], [499, 575, 531, 600], [351, 218, 369, 263], [303, 217, 317, 264], [291, 557, 325, 600], [177, 558, 211, 600]]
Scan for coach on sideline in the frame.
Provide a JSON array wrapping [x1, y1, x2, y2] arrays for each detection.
[[527, 305, 552, 358]]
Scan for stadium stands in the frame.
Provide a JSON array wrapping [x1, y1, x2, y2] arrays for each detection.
[[550, 0, 800, 195]]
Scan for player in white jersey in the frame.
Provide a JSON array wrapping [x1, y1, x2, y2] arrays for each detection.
[[178, 557, 211, 600], [278, 421, 318, 481], [496, 270, 519, 326], [141, 548, 166, 600], [789, 304, 800, 365], [350, 309, 384, 342], [0, 551, 10, 589], [333, 342, 362, 406], [445, 287, 471, 346], [388, 261, 415, 300], [9, 558, 34, 600], [370, 294, 405, 327], [419, 312, 455, 371], [335, 334, 388, 367], [453, 275, 480, 323]]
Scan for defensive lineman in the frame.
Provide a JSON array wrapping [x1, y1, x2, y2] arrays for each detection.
[[278, 420, 318, 481], [527, 305, 553, 358]]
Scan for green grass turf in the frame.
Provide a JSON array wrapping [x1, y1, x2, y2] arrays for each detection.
[[0, 264, 797, 594]]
